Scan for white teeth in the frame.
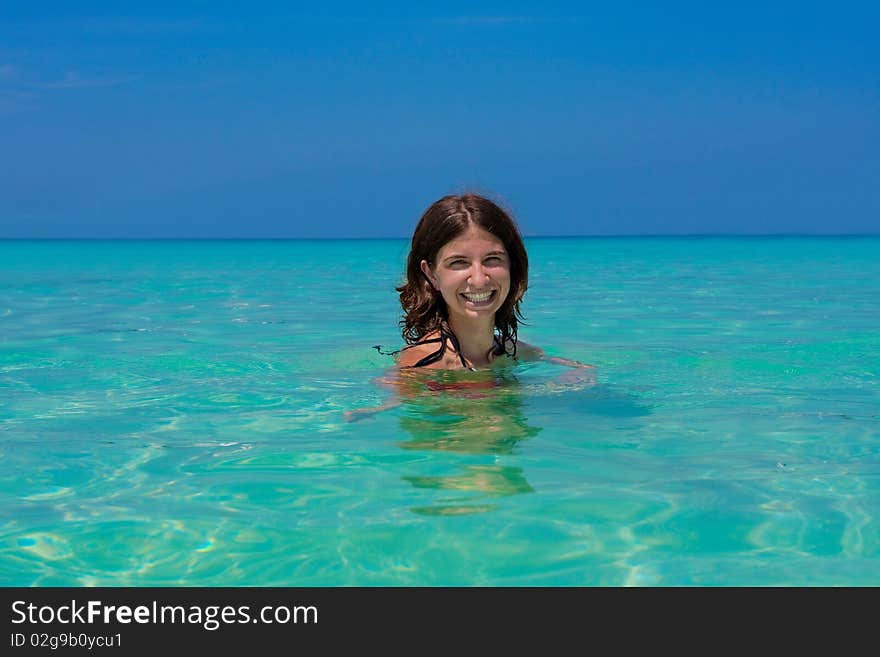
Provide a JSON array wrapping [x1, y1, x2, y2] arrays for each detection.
[[463, 291, 493, 302]]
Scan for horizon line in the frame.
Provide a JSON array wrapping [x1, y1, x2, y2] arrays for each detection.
[[1, 233, 879, 241]]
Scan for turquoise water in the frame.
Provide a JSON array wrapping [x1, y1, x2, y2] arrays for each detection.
[[1, 237, 878, 586]]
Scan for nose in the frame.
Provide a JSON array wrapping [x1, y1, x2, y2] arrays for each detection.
[[468, 264, 491, 287]]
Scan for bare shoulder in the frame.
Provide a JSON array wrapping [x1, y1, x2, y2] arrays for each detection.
[[395, 333, 443, 369], [513, 340, 545, 361], [395, 343, 434, 368], [513, 340, 594, 369]]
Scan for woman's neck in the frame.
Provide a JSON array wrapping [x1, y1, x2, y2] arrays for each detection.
[[448, 316, 496, 367]]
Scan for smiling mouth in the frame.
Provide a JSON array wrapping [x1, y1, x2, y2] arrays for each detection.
[[460, 290, 496, 306]]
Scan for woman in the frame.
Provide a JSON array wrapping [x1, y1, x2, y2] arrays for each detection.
[[395, 192, 590, 370], [396, 192, 528, 369], [345, 193, 592, 421]]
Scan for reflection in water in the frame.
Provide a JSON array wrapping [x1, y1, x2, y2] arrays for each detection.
[[404, 466, 533, 494], [395, 367, 540, 515]]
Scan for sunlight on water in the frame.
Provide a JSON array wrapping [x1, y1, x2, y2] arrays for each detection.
[[1, 238, 878, 585]]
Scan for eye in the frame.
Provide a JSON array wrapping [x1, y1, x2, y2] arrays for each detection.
[[448, 259, 468, 268], [485, 256, 505, 265]]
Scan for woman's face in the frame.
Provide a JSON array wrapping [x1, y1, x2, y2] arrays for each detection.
[[420, 225, 511, 322]]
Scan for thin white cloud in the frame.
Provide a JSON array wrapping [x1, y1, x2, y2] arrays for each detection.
[[430, 16, 580, 26], [74, 17, 209, 35], [36, 71, 142, 89], [5, 16, 209, 36], [0, 89, 38, 115], [158, 74, 241, 92]]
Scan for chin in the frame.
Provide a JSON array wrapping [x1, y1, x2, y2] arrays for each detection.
[[460, 305, 499, 318]]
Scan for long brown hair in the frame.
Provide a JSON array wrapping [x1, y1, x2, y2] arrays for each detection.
[[397, 193, 529, 355]]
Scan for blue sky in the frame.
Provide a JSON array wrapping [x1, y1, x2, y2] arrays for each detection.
[[1, 1, 877, 237]]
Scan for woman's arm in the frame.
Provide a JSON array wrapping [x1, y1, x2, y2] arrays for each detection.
[[517, 341, 595, 369], [344, 370, 417, 422], [517, 340, 596, 390], [544, 355, 595, 369], [344, 397, 401, 422]]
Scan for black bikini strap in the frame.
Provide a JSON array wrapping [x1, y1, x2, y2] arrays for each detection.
[[386, 329, 504, 370], [443, 329, 471, 369], [407, 335, 447, 368], [374, 337, 444, 357]]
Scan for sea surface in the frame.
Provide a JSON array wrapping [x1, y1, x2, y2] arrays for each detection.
[[1, 237, 878, 586]]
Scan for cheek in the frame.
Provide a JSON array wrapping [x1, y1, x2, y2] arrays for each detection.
[[500, 276, 514, 300], [439, 271, 466, 288], [434, 275, 456, 297]]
